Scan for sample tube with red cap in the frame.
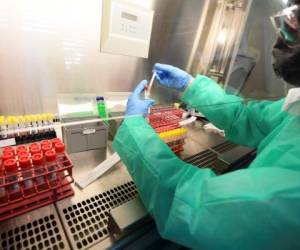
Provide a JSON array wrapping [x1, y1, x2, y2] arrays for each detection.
[[30, 145, 41, 156], [41, 140, 51, 146], [42, 144, 52, 154], [32, 153, 45, 186], [55, 142, 65, 162], [19, 156, 33, 190], [16, 145, 27, 154], [17, 150, 29, 159], [2, 152, 14, 162], [45, 150, 57, 182], [4, 159, 20, 193], [55, 142, 66, 179], [29, 143, 41, 150], [51, 138, 61, 147], [0, 157, 5, 200], [2, 146, 15, 156]]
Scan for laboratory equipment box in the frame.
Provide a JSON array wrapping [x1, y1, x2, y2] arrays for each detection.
[[62, 117, 108, 154]]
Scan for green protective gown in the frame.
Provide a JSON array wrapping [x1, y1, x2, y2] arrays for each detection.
[[113, 75, 300, 250]]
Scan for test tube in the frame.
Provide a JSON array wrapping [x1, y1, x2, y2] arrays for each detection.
[[25, 115, 33, 139], [7, 116, 14, 138], [12, 116, 18, 138], [29, 143, 42, 156], [0, 159, 5, 202], [55, 142, 65, 166], [45, 150, 57, 183], [36, 114, 44, 135], [2, 152, 15, 162], [47, 113, 55, 137], [18, 116, 26, 139], [3, 146, 15, 156], [31, 115, 38, 136], [41, 140, 51, 147], [47, 113, 54, 128], [42, 144, 52, 154], [30, 146, 42, 156], [19, 156, 33, 190], [17, 150, 29, 159], [42, 113, 49, 134], [145, 73, 156, 99], [16, 145, 28, 154], [0, 116, 7, 139], [32, 153, 45, 187], [4, 159, 20, 193], [54, 142, 65, 159], [55, 142, 66, 179], [15, 116, 20, 138], [51, 138, 62, 147], [29, 142, 41, 150]]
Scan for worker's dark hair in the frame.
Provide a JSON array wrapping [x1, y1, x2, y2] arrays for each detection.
[[289, 0, 300, 6]]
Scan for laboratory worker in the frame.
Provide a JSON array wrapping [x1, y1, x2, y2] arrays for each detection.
[[113, 1, 300, 249]]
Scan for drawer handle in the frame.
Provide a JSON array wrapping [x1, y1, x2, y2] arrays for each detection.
[[82, 128, 96, 135]]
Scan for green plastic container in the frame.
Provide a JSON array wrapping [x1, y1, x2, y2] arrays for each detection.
[[96, 96, 108, 123]]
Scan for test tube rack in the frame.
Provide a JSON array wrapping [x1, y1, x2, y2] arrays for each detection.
[[148, 105, 187, 153], [0, 114, 57, 145], [0, 142, 74, 222]]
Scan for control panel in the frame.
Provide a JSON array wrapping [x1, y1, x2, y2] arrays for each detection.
[[101, 0, 154, 58]]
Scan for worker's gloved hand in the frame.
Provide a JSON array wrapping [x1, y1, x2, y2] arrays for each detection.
[[125, 80, 155, 116], [154, 63, 193, 91]]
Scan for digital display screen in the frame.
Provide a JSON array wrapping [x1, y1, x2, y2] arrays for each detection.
[[121, 12, 138, 22]]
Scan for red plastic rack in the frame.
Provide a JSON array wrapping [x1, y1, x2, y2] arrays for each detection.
[[148, 109, 184, 132], [0, 140, 74, 222], [150, 104, 179, 114], [148, 105, 186, 153]]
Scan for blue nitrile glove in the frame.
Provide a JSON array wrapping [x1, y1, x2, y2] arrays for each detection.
[[125, 80, 156, 116], [154, 63, 193, 91]]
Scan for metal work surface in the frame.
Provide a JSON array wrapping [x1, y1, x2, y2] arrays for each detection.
[[55, 144, 136, 250], [187, 141, 237, 175], [0, 120, 227, 250], [55, 120, 226, 249], [108, 197, 149, 239], [58, 181, 138, 250], [181, 121, 225, 159], [0, 205, 70, 250]]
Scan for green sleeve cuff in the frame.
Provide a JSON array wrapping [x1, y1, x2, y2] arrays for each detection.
[[181, 75, 225, 104], [180, 74, 243, 138]]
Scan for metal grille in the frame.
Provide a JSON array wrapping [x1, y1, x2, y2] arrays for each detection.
[[0, 214, 67, 250], [184, 141, 236, 174], [62, 181, 138, 250]]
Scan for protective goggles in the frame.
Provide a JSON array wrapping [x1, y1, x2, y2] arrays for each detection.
[[271, 5, 300, 47]]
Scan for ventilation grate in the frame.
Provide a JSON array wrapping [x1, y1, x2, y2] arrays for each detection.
[[184, 141, 236, 174], [62, 181, 138, 250], [0, 214, 66, 250]]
